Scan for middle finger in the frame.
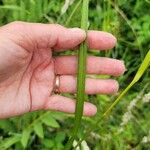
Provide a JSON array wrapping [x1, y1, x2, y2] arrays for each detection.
[[54, 56, 125, 76]]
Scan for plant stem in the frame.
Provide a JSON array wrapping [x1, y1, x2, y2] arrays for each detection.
[[73, 50, 150, 149], [65, 0, 82, 27], [65, 0, 89, 149]]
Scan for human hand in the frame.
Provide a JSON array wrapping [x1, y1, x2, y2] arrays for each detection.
[[0, 21, 125, 118]]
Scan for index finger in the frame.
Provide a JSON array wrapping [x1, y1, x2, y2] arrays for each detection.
[[2, 22, 116, 51], [53, 30, 117, 51]]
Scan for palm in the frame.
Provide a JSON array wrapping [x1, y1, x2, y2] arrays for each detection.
[[0, 31, 55, 118]]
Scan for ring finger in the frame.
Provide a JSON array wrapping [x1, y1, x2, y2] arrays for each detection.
[[56, 75, 119, 95]]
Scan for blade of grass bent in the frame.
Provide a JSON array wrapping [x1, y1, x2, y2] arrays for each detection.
[[65, 0, 89, 149], [74, 50, 150, 149], [103, 50, 150, 117]]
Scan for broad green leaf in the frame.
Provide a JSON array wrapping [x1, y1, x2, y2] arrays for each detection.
[[50, 112, 66, 120], [0, 135, 21, 149], [0, 120, 16, 132], [42, 115, 60, 128], [55, 132, 65, 143], [33, 122, 44, 139], [43, 139, 54, 148], [21, 129, 31, 148], [103, 50, 150, 117]]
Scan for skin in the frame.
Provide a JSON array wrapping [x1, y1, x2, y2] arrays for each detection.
[[0, 21, 125, 119]]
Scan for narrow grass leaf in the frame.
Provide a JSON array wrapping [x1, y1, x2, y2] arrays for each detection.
[[65, 0, 82, 27], [103, 50, 150, 117], [74, 50, 150, 149], [36, 0, 43, 21], [0, 5, 29, 14], [65, 0, 89, 149], [20, 0, 26, 21], [28, 0, 36, 22], [43, 0, 48, 13], [0, 5, 24, 11]]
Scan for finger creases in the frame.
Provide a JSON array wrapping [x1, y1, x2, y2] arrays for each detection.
[[53, 30, 117, 51], [44, 95, 97, 116], [3, 22, 116, 51], [54, 56, 125, 76], [58, 75, 119, 95], [87, 31, 117, 50]]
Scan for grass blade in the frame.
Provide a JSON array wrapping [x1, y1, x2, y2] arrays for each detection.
[[65, 0, 89, 149], [20, 0, 26, 21], [65, 0, 82, 27], [103, 50, 150, 117], [73, 50, 150, 149]]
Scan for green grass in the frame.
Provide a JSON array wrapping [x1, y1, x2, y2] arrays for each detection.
[[65, 1, 89, 149], [0, 0, 150, 149]]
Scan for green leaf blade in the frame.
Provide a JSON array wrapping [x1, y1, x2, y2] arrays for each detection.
[[21, 129, 31, 148], [42, 115, 60, 128], [103, 50, 150, 118], [34, 122, 44, 139]]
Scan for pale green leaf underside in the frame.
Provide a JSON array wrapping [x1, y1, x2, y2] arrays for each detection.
[[42, 115, 60, 128], [21, 129, 31, 148], [34, 122, 44, 139]]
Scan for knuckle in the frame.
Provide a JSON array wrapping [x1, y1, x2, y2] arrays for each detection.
[[2, 21, 25, 35], [6, 21, 26, 31], [0, 21, 26, 33], [49, 23, 65, 30], [9, 21, 25, 26]]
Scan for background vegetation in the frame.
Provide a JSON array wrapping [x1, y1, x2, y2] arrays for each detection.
[[0, 0, 150, 149]]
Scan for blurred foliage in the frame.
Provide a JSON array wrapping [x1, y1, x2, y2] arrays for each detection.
[[0, 0, 150, 149]]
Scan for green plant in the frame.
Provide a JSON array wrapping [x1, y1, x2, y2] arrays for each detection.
[[73, 49, 150, 149], [103, 50, 150, 117], [65, 0, 89, 149], [0, 0, 150, 149]]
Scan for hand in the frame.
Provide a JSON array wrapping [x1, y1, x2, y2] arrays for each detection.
[[0, 21, 125, 118]]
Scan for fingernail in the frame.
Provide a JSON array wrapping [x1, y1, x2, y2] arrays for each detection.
[[109, 34, 117, 45], [121, 60, 127, 71]]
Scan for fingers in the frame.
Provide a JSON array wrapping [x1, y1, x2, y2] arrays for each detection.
[[3, 22, 116, 51], [44, 95, 97, 116], [58, 75, 119, 94], [55, 56, 125, 76], [53, 30, 116, 51], [3, 22, 86, 51], [87, 31, 117, 50], [30, 24, 116, 51]]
